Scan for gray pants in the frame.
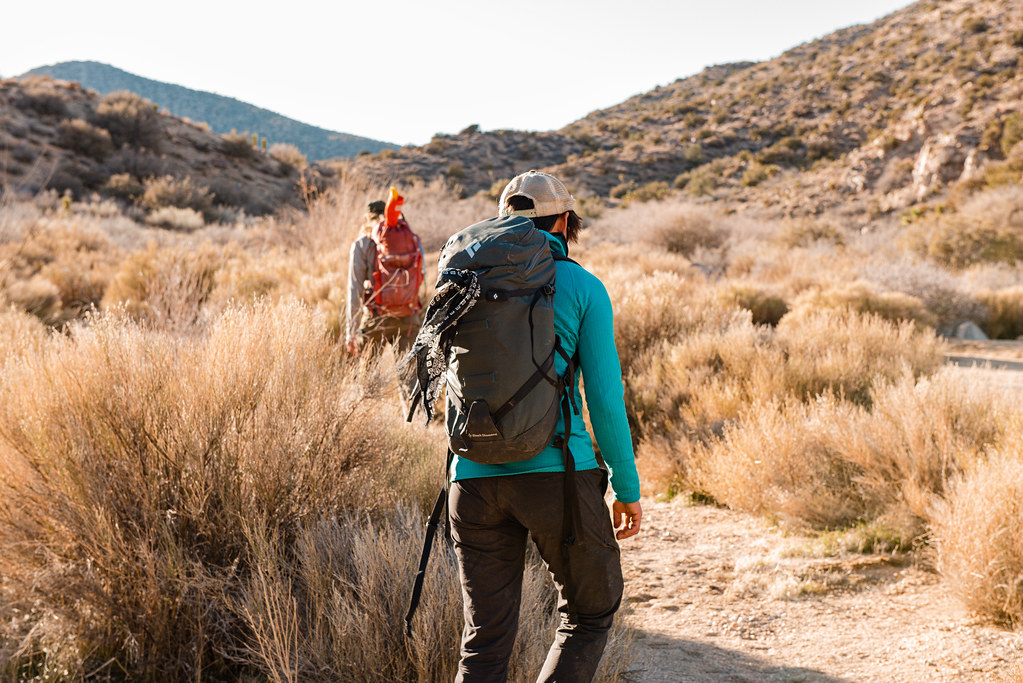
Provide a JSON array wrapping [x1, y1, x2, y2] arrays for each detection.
[[449, 469, 624, 683]]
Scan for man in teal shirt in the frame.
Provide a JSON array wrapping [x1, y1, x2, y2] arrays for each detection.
[[449, 171, 642, 682]]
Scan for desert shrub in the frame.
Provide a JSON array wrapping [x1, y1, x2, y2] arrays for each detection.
[[624, 316, 770, 444], [56, 118, 114, 160], [976, 287, 1023, 339], [141, 175, 215, 219], [648, 206, 726, 256], [627, 308, 941, 454], [0, 220, 117, 326], [740, 162, 779, 187], [423, 137, 449, 155], [963, 16, 989, 33], [981, 117, 1004, 156], [487, 178, 511, 201], [575, 196, 605, 219], [104, 172, 144, 202], [267, 142, 307, 170], [444, 163, 465, 179], [876, 157, 916, 193], [687, 369, 1005, 533], [1002, 113, 1023, 158], [774, 309, 941, 406], [912, 218, 1023, 268], [757, 137, 802, 165], [933, 451, 1023, 627], [684, 143, 705, 165], [790, 282, 937, 329], [776, 218, 844, 247], [610, 181, 634, 200], [606, 270, 734, 375], [13, 86, 68, 118], [101, 244, 222, 331], [630, 181, 671, 203], [90, 91, 163, 151], [145, 206, 205, 232], [684, 170, 716, 197], [969, 157, 1023, 192], [220, 131, 257, 159], [0, 307, 49, 356], [724, 285, 788, 325], [860, 257, 985, 330], [3, 275, 61, 324]]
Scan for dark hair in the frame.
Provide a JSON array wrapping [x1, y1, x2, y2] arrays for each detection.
[[505, 195, 582, 242], [367, 200, 386, 216]]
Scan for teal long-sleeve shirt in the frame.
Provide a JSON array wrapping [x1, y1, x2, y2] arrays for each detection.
[[450, 231, 641, 504]]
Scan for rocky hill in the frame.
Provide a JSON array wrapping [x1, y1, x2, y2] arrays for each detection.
[[22, 61, 399, 161], [0, 75, 336, 220], [346, 0, 1023, 218]]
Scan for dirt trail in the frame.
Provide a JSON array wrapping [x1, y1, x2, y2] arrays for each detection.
[[619, 501, 1021, 682], [618, 342, 1023, 682]]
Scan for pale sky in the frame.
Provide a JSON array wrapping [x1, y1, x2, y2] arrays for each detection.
[[3, 1, 912, 146]]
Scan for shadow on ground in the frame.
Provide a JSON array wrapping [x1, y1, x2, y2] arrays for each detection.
[[621, 630, 849, 683]]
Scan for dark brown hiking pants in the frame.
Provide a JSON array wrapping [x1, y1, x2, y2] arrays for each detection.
[[449, 469, 623, 683], [359, 310, 420, 355]]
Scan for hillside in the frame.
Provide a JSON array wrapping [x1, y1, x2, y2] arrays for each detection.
[[0, 75, 334, 219], [22, 61, 399, 161], [346, 0, 1023, 219]]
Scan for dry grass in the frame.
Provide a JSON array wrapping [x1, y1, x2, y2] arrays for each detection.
[[0, 306, 49, 358], [626, 308, 940, 449], [237, 512, 630, 683], [788, 281, 937, 329], [5, 167, 1023, 664], [0, 300, 457, 679], [685, 369, 1007, 536], [933, 445, 1023, 627]]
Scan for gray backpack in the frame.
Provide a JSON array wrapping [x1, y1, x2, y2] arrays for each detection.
[[438, 215, 576, 464], [404, 216, 581, 635]]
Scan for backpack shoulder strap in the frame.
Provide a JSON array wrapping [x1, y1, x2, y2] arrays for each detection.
[[552, 252, 580, 266]]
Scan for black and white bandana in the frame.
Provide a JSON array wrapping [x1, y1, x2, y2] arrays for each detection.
[[401, 268, 480, 423]]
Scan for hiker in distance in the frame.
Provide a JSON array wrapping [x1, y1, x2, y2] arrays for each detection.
[[405, 170, 642, 682], [345, 187, 425, 355]]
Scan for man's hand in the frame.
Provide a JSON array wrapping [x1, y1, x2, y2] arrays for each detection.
[[345, 335, 359, 355], [612, 500, 642, 540]]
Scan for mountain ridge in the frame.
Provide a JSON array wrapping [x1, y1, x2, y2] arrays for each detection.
[[344, 0, 1023, 220], [22, 61, 398, 161]]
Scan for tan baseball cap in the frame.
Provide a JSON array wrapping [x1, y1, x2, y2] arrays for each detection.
[[498, 170, 575, 218]]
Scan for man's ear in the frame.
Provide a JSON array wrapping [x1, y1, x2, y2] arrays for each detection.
[[552, 212, 569, 235]]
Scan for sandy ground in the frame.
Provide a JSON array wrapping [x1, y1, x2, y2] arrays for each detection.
[[617, 341, 1023, 682], [618, 501, 1022, 683]]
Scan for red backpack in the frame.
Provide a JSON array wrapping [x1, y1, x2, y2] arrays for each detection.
[[369, 217, 423, 316]]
